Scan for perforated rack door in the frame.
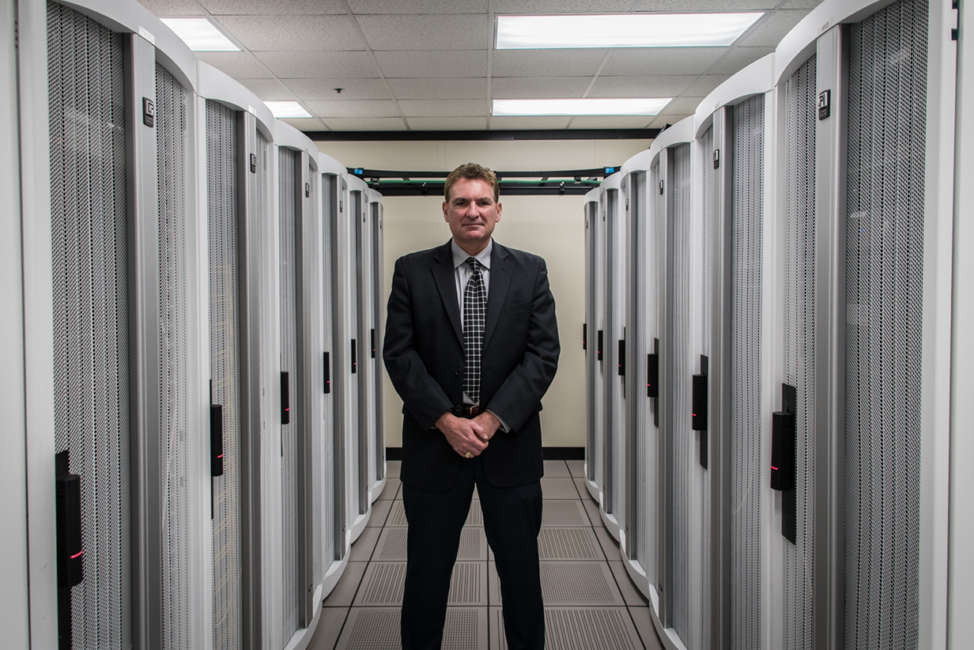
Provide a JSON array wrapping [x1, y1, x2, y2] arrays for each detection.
[[48, 4, 131, 647], [781, 53, 818, 649], [155, 62, 191, 649], [728, 94, 764, 650], [843, 1, 927, 645], [206, 99, 243, 650]]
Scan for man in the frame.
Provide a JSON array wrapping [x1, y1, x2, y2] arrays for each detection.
[[384, 162, 560, 649]]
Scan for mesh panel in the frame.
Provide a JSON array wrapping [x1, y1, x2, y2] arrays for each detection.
[[844, 1, 927, 646], [207, 100, 242, 650], [585, 201, 599, 484], [602, 188, 619, 515], [730, 94, 764, 649], [48, 4, 131, 646], [782, 54, 818, 650], [279, 147, 300, 640], [155, 62, 190, 650]]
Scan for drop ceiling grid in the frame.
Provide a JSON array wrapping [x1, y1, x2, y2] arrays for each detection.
[[139, 0, 824, 130]]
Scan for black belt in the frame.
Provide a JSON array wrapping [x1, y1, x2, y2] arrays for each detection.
[[451, 404, 482, 418]]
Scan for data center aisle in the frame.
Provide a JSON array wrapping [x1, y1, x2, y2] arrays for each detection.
[[309, 459, 664, 649]]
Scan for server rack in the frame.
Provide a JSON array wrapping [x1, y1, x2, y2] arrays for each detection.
[[582, 187, 604, 503], [366, 188, 387, 500]]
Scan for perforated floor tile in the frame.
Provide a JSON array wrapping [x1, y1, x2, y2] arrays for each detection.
[[543, 459, 571, 477], [566, 460, 585, 478], [542, 500, 590, 527], [367, 499, 392, 527], [489, 562, 625, 606], [355, 562, 488, 606], [537, 528, 604, 561], [337, 607, 488, 650], [373, 526, 487, 561], [385, 499, 483, 527], [541, 477, 578, 500], [488, 607, 643, 650]]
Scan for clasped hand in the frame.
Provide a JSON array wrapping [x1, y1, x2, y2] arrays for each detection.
[[435, 411, 500, 458]]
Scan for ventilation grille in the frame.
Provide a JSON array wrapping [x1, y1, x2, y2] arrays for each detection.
[[47, 4, 130, 647], [782, 53, 818, 650], [602, 188, 619, 515], [206, 99, 242, 650], [844, 1, 927, 646], [356, 562, 487, 605], [340, 608, 487, 650], [492, 608, 642, 650], [537, 528, 603, 561], [494, 562, 625, 606], [279, 146, 300, 640], [729, 93, 764, 649], [155, 62, 190, 650]]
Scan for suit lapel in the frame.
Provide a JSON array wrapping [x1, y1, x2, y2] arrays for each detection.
[[431, 241, 463, 347], [483, 243, 511, 352]]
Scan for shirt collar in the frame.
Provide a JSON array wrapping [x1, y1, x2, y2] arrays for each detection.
[[451, 239, 492, 271]]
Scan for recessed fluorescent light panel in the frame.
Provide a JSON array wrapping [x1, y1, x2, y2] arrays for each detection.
[[161, 18, 239, 51], [492, 98, 670, 116], [496, 13, 762, 49], [265, 101, 312, 118]]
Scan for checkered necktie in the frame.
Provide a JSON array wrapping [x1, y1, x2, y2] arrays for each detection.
[[462, 257, 487, 404]]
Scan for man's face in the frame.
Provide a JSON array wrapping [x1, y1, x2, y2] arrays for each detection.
[[443, 177, 502, 252]]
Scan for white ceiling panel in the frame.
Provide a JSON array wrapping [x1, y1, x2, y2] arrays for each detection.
[[776, 0, 822, 10], [256, 51, 380, 78], [357, 14, 490, 50], [567, 116, 653, 129], [200, 0, 346, 14], [658, 96, 704, 115], [138, 0, 206, 16], [285, 78, 392, 100], [736, 10, 807, 47], [587, 75, 696, 98], [705, 46, 771, 74], [629, 0, 777, 8], [602, 47, 725, 75], [491, 50, 607, 77], [406, 117, 488, 130], [217, 15, 368, 51], [349, 0, 487, 13], [491, 76, 592, 99], [376, 50, 488, 78], [280, 117, 327, 131], [387, 77, 488, 100], [238, 78, 296, 100], [492, 0, 634, 12], [487, 116, 572, 130], [307, 99, 401, 117], [323, 117, 408, 130], [399, 99, 488, 116], [197, 51, 274, 78], [683, 74, 730, 96]]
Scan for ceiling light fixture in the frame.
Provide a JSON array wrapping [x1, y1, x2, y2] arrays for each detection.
[[161, 18, 239, 51], [496, 13, 762, 49], [492, 98, 671, 116], [264, 101, 312, 118]]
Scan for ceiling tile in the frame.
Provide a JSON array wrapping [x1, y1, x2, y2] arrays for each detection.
[[216, 15, 368, 51], [197, 51, 273, 78], [375, 50, 487, 78], [387, 77, 487, 100], [238, 78, 296, 100], [256, 51, 380, 78], [776, 0, 823, 9], [323, 117, 408, 130], [406, 117, 488, 130], [602, 47, 725, 75], [487, 116, 572, 129], [736, 10, 807, 47], [683, 74, 730, 96], [629, 0, 776, 8], [357, 14, 489, 50], [490, 76, 591, 99], [199, 0, 346, 13], [280, 117, 327, 131], [491, 50, 606, 77], [399, 99, 488, 116], [307, 99, 401, 117], [285, 78, 392, 100], [706, 46, 771, 74], [138, 0, 206, 17], [492, 0, 633, 12], [658, 96, 703, 115], [349, 0, 487, 13], [587, 75, 695, 98], [566, 116, 654, 129]]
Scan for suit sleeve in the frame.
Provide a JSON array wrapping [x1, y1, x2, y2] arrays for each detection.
[[485, 257, 560, 432], [383, 256, 454, 429]]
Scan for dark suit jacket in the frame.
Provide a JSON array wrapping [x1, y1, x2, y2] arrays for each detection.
[[383, 239, 560, 491]]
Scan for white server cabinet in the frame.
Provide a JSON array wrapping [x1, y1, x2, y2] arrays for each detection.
[[366, 188, 387, 501], [599, 172, 626, 543], [582, 186, 603, 503]]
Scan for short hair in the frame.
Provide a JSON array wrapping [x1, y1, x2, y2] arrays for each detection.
[[443, 162, 499, 202]]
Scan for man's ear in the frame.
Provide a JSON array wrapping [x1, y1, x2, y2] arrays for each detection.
[[496, 201, 502, 221], [442, 200, 449, 220]]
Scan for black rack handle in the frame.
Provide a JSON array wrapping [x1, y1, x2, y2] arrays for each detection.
[[582, 323, 587, 351], [281, 371, 291, 425], [597, 330, 604, 362], [323, 351, 331, 394], [771, 383, 797, 544], [617, 339, 625, 376], [210, 404, 224, 477], [371, 328, 376, 359], [351, 338, 357, 374]]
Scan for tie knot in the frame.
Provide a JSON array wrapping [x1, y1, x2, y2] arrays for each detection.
[[465, 257, 481, 272]]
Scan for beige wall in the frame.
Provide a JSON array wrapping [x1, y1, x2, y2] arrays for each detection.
[[315, 138, 650, 448]]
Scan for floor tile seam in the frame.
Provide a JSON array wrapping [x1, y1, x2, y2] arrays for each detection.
[[330, 605, 353, 650]]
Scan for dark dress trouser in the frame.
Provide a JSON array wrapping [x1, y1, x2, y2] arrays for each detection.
[[401, 456, 545, 650]]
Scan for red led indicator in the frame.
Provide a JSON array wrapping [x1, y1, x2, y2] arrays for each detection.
[[285, 407, 290, 412], [217, 454, 224, 459], [70, 550, 83, 560], [771, 465, 779, 471]]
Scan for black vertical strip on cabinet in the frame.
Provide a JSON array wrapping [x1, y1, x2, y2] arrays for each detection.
[[280, 371, 290, 425], [351, 338, 357, 374], [597, 330, 604, 362], [323, 352, 331, 394]]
